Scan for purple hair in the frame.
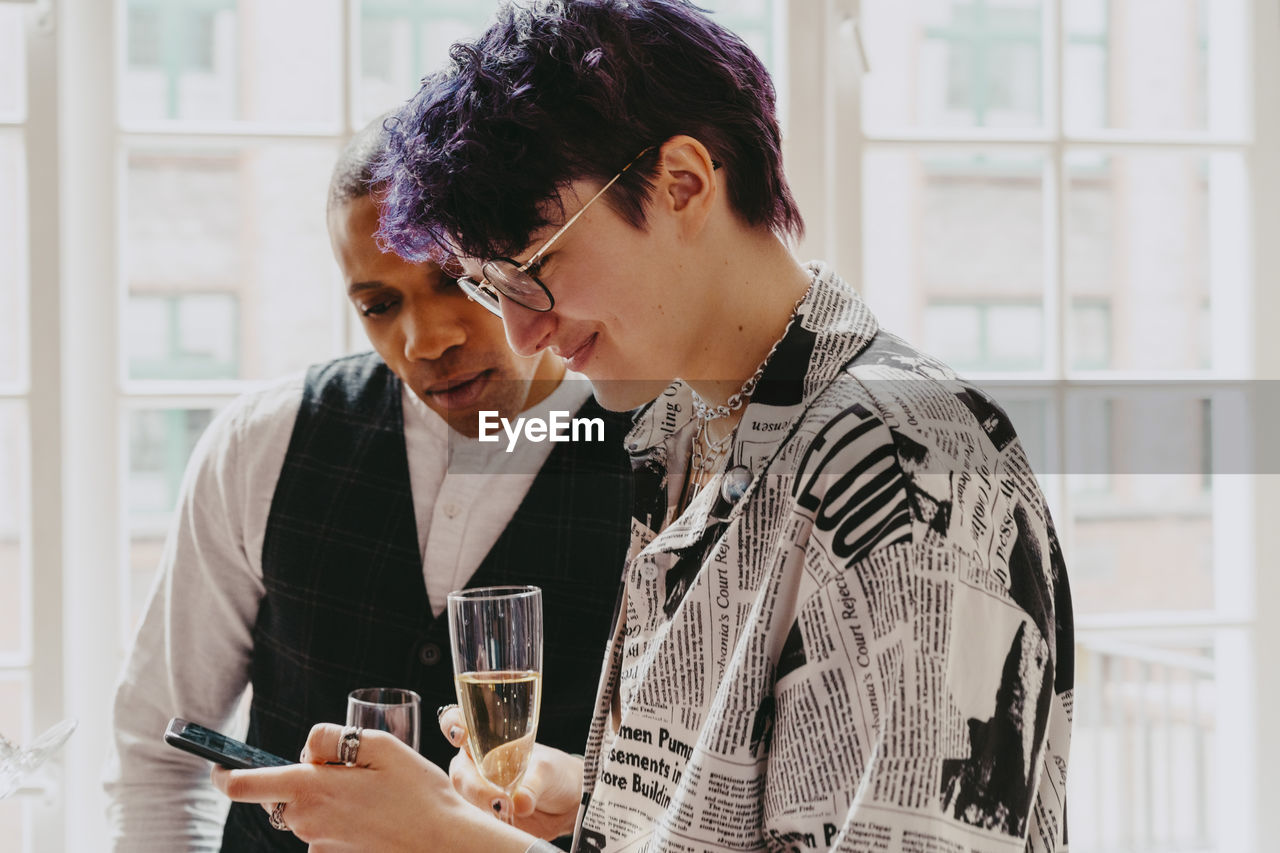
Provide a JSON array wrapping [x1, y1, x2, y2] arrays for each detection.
[[373, 0, 803, 263]]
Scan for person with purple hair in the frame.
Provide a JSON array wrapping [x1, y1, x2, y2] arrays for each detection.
[[214, 2, 1073, 851]]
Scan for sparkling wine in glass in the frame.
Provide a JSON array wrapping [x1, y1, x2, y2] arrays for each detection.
[[446, 585, 542, 821]]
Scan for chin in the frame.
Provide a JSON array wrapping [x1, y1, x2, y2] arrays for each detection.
[[439, 409, 483, 438]]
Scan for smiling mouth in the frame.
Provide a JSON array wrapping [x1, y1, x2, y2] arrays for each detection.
[[558, 333, 598, 369]]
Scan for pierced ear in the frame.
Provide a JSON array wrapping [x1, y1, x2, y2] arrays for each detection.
[[657, 136, 717, 227]]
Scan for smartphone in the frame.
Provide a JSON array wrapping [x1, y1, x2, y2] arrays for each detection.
[[164, 718, 293, 770]]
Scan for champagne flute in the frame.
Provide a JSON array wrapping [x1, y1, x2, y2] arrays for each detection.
[[446, 585, 542, 824], [346, 688, 421, 751], [0, 719, 77, 800]]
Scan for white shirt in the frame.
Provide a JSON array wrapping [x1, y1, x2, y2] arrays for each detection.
[[104, 365, 590, 851]]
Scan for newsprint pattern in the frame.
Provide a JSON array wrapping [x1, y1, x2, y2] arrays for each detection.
[[572, 264, 1073, 852]]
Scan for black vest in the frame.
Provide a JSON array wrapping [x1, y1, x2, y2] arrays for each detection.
[[221, 354, 632, 851]]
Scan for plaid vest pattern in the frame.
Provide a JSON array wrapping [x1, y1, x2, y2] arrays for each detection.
[[221, 353, 632, 852]]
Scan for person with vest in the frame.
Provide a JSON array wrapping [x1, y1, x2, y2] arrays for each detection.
[[104, 117, 633, 852]]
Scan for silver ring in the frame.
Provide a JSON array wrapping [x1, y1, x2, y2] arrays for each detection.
[[338, 725, 362, 766], [269, 801, 289, 831]]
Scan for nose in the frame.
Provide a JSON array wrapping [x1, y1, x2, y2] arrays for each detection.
[[402, 298, 467, 361], [498, 295, 556, 357]]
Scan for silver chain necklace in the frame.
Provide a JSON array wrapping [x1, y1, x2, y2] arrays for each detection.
[[690, 285, 810, 422], [681, 283, 811, 511], [689, 416, 733, 475]]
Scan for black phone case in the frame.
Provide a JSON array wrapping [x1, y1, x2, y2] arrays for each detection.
[[164, 718, 292, 769]]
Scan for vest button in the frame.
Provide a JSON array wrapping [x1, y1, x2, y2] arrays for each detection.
[[419, 642, 442, 666]]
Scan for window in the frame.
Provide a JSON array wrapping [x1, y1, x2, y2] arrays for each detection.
[[929, 0, 1044, 127], [126, 293, 240, 380], [846, 1, 1255, 850], [922, 300, 1044, 371], [357, 0, 495, 125]]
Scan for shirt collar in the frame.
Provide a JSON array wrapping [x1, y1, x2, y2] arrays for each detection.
[[622, 263, 879, 541], [625, 261, 879, 458]]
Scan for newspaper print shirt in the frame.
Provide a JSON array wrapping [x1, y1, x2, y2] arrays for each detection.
[[572, 263, 1073, 853]]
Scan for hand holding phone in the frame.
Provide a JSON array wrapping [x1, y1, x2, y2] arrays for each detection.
[[164, 718, 292, 770]]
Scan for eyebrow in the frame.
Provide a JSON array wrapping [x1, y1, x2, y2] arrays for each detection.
[[347, 281, 385, 296]]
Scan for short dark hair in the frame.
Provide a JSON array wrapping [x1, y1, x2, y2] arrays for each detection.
[[373, 0, 803, 263], [328, 115, 392, 211]]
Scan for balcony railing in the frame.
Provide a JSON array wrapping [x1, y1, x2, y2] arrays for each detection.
[[1070, 635, 1217, 853]]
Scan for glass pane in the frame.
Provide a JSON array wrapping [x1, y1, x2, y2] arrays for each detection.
[[123, 142, 342, 381], [1065, 0, 1248, 136], [356, 0, 495, 125], [126, 406, 219, 631], [121, 0, 342, 126], [0, 674, 29, 848], [1066, 390, 1214, 613], [355, 0, 782, 128], [700, 1, 780, 78], [862, 0, 1046, 131], [0, 130, 25, 386], [863, 149, 1046, 371], [0, 403, 27, 659], [1069, 478, 1213, 611], [0, 7, 24, 123], [1071, 633, 1226, 850], [1065, 151, 1236, 372]]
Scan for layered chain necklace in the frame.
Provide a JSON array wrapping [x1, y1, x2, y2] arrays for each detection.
[[680, 284, 810, 511]]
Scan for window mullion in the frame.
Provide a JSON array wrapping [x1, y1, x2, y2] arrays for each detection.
[[1047, 0, 1070, 537], [1250, 2, 1280, 850], [828, 0, 863, 285], [782, 0, 830, 264], [60, 1, 121, 851], [339, 0, 357, 354], [24, 2, 64, 849]]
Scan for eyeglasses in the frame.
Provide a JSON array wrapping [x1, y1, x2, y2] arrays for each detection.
[[454, 146, 655, 317]]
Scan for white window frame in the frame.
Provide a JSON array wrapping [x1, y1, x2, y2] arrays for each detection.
[[1247, 0, 1280, 842], [6, 2, 67, 850]]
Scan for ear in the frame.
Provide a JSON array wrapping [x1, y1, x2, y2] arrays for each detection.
[[654, 135, 717, 237]]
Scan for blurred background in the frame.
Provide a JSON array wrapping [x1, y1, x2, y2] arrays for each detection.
[[1, 0, 1277, 850]]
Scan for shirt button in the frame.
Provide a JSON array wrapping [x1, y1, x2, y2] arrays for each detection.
[[442, 503, 460, 519], [641, 564, 658, 581], [419, 642, 442, 666]]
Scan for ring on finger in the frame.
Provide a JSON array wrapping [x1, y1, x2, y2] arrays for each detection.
[[436, 703, 459, 721], [269, 801, 289, 831], [338, 725, 362, 766]]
